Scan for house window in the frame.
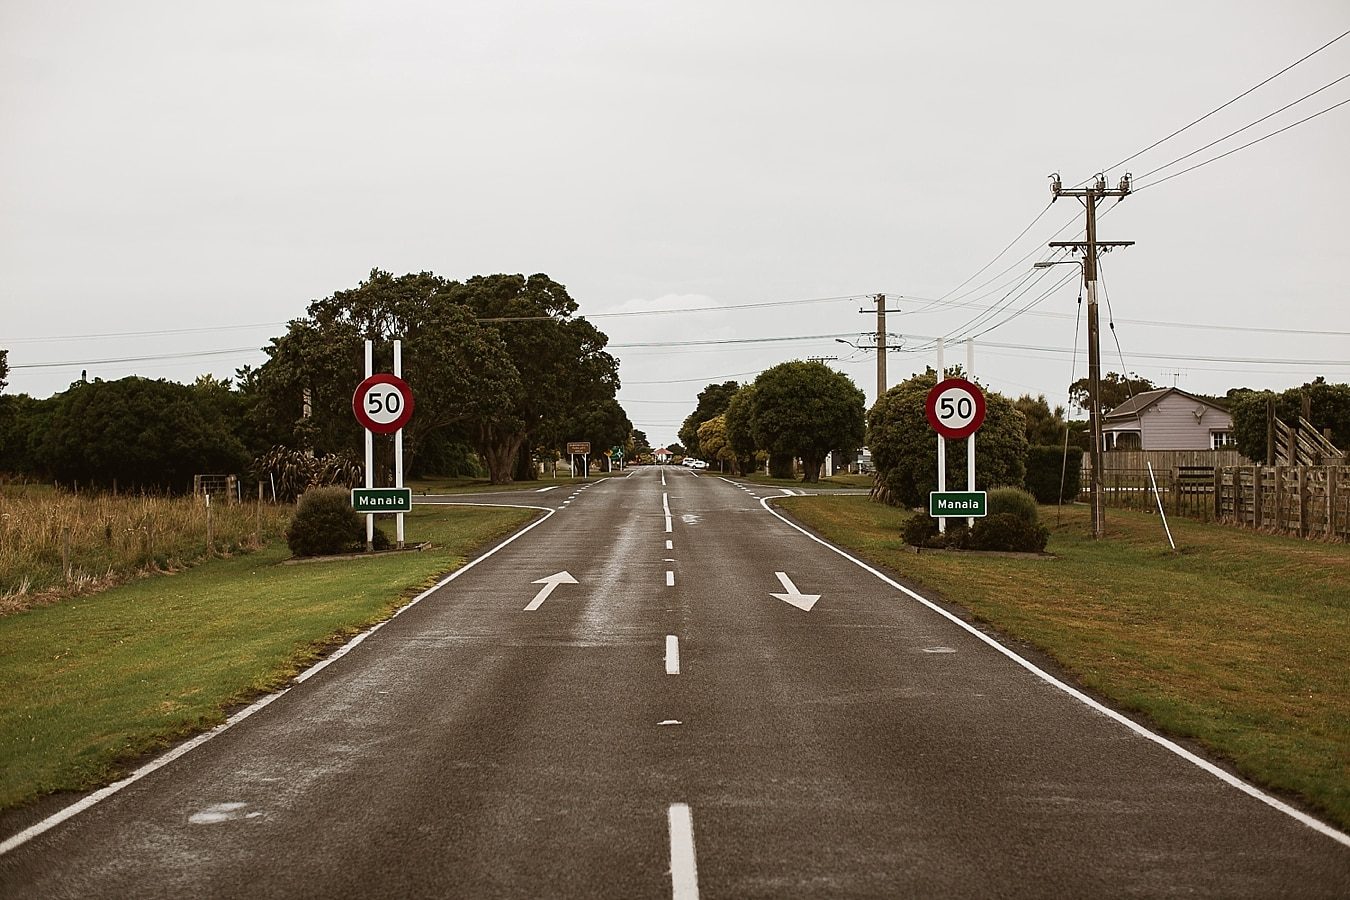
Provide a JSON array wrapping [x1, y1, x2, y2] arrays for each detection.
[[1211, 431, 1235, 449], [1107, 431, 1141, 451]]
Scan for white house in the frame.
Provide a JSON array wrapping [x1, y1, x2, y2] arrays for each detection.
[[653, 447, 673, 464], [1102, 388, 1235, 451]]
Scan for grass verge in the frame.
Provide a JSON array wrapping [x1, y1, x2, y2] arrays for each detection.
[[0, 502, 536, 812], [409, 469, 626, 495], [776, 495, 1350, 831]]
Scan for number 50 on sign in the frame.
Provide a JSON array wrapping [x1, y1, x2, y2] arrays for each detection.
[[352, 373, 415, 434], [924, 378, 986, 440]]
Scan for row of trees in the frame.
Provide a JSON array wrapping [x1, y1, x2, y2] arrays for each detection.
[[0, 270, 640, 491]]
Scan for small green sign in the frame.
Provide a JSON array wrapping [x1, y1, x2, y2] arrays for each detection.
[[351, 488, 413, 513], [929, 491, 987, 518]]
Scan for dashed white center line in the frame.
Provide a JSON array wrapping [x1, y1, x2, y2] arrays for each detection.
[[666, 571, 675, 587], [663, 492, 673, 533], [665, 540, 673, 550], [668, 803, 700, 900], [665, 635, 680, 675]]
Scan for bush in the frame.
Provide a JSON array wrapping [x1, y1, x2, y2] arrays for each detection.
[[901, 513, 970, 549], [1025, 445, 1083, 504], [987, 486, 1039, 524], [287, 487, 363, 557], [968, 513, 1049, 553]]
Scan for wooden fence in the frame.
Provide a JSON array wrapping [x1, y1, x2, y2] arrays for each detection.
[[1218, 465, 1348, 541], [1081, 449, 1248, 475]]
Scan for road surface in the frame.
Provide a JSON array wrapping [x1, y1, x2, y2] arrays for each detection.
[[2, 466, 1347, 898]]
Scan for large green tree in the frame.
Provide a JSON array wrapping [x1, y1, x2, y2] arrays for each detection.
[[678, 381, 741, 456], [868, 370, 1027, 507], [38, 377, 248, 492], [449, 273, 619, 482], [697, 414, 734, 472], [252, 270, 521, 474], [1069, 372, 1158, 416], [1014, 394, 1069, 446], [748, 362, 865, 483], [1229, 378, 1350, 462], [723, 385, 759, 475]]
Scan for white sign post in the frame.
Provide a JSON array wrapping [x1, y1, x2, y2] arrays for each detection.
[[352, 340, 414, 551], [925, 340, 986, 534]]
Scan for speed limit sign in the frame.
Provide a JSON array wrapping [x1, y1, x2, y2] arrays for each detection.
[[352, 373, 414, 434], [925, 378, 985, 440]]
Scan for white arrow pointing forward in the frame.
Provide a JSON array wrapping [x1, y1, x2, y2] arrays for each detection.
[[770, 571, 820, 611], [524, 571, 578, 611]]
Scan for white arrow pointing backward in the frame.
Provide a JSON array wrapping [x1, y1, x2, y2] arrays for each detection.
[[524, 571, 579, 611], [770, 571, 820, 611]]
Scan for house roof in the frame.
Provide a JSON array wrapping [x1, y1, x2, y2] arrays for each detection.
[[1104, 387, 1230, 420]]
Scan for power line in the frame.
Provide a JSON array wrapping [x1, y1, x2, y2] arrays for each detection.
[[1136, 70, 1350, 181], [1136, 95, 1350, 191], [1104, 26, 1350, 174]]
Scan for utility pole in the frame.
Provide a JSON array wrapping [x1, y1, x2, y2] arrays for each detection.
[[1048, 172, 1134, 540], [857, 294, 902, 402]]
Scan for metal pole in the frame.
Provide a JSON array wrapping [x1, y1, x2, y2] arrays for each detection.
[[936, 339, 946, 534], [364, 339, 374, 552], [394, 339, 405, 550], [966, 338, 976, 528]]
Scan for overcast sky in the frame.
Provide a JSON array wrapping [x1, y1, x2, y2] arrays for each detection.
[[3, 1, 1348, 446]]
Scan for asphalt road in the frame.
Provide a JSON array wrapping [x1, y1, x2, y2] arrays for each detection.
[[2, 466, 1348, 898]]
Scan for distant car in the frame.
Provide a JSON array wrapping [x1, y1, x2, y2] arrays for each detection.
[[691, 459, 708, 469]]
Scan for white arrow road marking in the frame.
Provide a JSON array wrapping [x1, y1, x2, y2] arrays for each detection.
[[524, 571, 579, 611], [770, 571, 820, 611], [666, 635, 680, 675], [535, 486, 558, 493], [668, 803, 700, 900]]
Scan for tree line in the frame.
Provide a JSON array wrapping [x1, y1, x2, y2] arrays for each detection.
[[0, 270, 641, 492]]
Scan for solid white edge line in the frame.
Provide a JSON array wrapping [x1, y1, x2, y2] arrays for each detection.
[[0, 502, 557, 858], [666, 635, 680, 675], [759, 496, 1350, 850], [668, 803, 699, 900]]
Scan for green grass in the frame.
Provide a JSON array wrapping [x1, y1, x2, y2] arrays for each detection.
[[776, 495, 1350, 830], [0, 503, 536, 811]]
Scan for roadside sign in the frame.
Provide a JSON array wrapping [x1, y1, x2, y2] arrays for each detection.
[[352, 487, 413, 513], [353, 374, 414, 434], [567, 441, 591, 455], [929, 491, 987, 518], [925, 378, 986, 440]]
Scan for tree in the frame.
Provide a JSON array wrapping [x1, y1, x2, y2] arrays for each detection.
[[723, 385, 759, 475], [1014, 394, 1068, 446], [868, 370, 1027, 507], [555, 397, 633, 470], [450, 273, 619, 482], [748, 361, 865, 483], [38, 377, 249, 492], [250, 270, 521, 481], [1229, 379, 1350, 462], [678, 381, 740, 456], [697, 415, 734, 472], [1068, 372, 1158, 416], [0, 349, 8, 393]]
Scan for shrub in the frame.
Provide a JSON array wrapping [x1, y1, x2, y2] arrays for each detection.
[[287, 487, 363, 557], [1025, 445, 1083, 504], [902, 513, 970, 549], [987, 486, 1039, 524], [968, 513, 1049, 553]]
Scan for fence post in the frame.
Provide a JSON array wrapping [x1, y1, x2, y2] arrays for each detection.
[[1214, 467, 1223, 521], [1329, 466, 1340, 540], [206, 493, 214, 556], [1272, 466, 1284, 531], [1297, 466, 1308, 538]]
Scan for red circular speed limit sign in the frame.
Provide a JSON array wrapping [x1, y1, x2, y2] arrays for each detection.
[[352, 374, 414, 434], [925, 378, 986, 440]]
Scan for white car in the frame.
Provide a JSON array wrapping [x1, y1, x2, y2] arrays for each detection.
[[690, 459, 708, 469]]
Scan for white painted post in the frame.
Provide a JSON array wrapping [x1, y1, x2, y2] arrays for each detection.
[[394, 339, 405, 550], [364, 340, 374, 551], [966, 338, 976, 528], [936, 339, 946, 533]]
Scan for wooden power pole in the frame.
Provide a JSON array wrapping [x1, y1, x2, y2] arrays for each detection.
[[1048, 172, 1134, 540]]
